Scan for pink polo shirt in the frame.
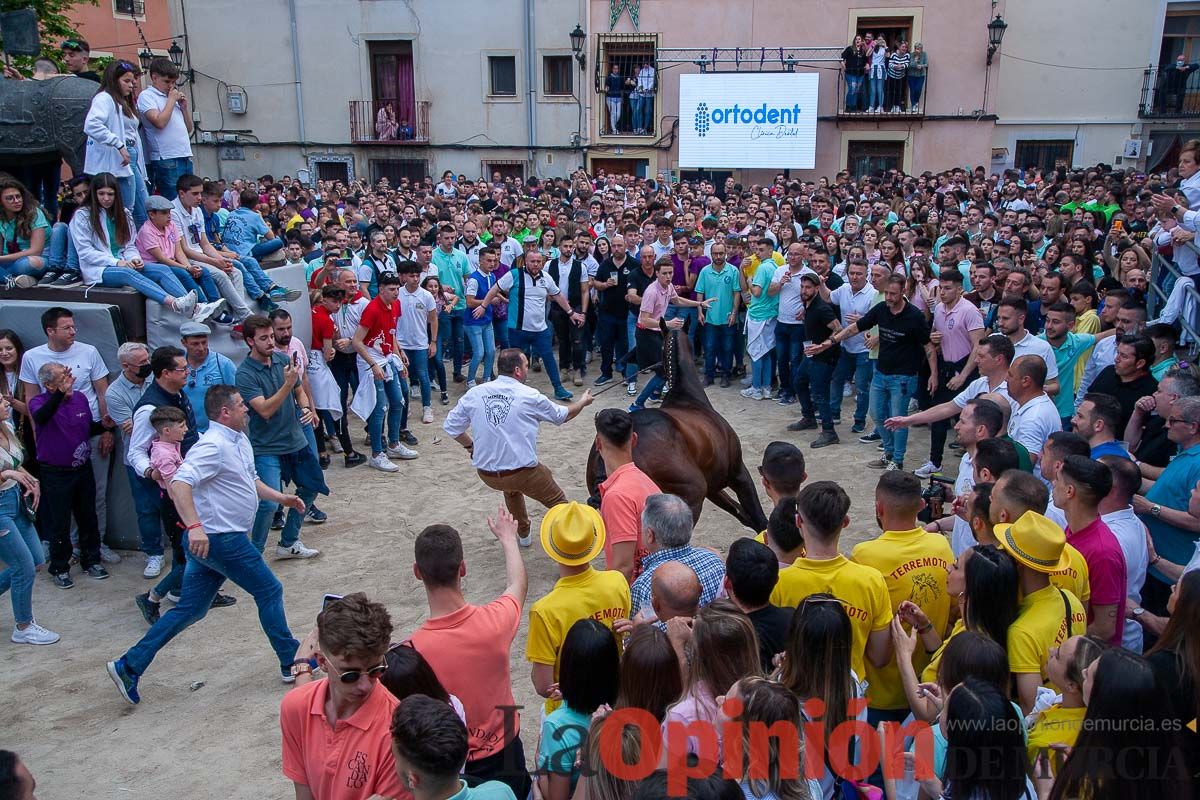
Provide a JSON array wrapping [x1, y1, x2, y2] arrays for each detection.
[[639, 280, 677, 328], [135, 219, 181, 264], [1065, 517, 1128, 646], [933, 297, 985, 363]]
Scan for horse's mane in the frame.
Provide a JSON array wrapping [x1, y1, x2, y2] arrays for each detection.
[[661, 325, 712, 410]]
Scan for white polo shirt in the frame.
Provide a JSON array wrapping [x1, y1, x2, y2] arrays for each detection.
[[950, 449, 976, 557], [1008, 393, 1062, 479], [442, 375, 569, 472], [136, 86, 193, 161], [953, 375, 1017, 413], [1012, 331, 1059, 381], [497, 268, 561, 333]]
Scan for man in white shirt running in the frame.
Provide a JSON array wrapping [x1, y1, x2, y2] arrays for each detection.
[[444, 348, 593, 546]]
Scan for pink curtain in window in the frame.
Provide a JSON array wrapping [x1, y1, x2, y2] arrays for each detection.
[[373, 54, 416, 130]]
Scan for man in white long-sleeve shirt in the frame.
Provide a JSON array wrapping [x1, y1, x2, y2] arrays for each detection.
[[444, 348, 593, 546], [108, 383, 305, 706]]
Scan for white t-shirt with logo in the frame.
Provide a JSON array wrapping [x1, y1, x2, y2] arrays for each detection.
[[397, 286, 437, 350]]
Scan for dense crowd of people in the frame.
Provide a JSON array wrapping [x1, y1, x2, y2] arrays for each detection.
[[3, 43, 1200, 799]]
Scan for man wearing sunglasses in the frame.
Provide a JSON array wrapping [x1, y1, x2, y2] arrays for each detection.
[[280, 593, 407, 800], [60, 38, 99, 83]]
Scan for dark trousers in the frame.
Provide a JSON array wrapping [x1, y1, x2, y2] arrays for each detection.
[[797, 357, 836, 430], [704, 322, 735, 379], [551, 306, 586, 374], [595, 311, 628, 379], [775, 322, 805, 399], [465, 735, 532, 800], [928, 354, 971, 467], [39, 463, 101, 574], [885, 76, 907, 110], [328, 352, 358, 454]]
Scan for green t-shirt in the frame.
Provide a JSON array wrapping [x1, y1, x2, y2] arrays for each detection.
[[1152, 357, 1178, 381], [0, 207, 49, 253], [747, 261, 780, 321], [538, 705, 590, 791], [1043, 331, 1096, 418], [432, 247, 471, 310], [694, 263, 740, 322]]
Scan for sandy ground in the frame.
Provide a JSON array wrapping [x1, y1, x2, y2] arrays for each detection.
[[3, 365, 954, 799]]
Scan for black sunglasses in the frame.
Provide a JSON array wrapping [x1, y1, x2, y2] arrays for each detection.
[[322, 649, 388, 683]]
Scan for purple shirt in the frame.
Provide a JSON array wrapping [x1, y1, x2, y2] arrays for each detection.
[[29, 390, 93, 468], [670, 254, 709, 299]]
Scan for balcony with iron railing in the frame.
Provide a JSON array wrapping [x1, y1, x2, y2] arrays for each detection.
[[835, 68, 927, 118], [349, 99, 430, 144], [1139, 65, 1200, 118]]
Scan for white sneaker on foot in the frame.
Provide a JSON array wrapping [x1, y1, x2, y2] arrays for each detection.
[[143, 554, 164, 578], [193, 299, 226, 323], [100, 544, 122, 564], [386, 442, 419, 460], [740, 387, 764, 400], [422, 406, 434, 424], [518, 532, 533, 548], [11, 621, 60, 645], [913, 461, 941, 479], [276, 541, 320, 560], [330, 439, 344, 454], [173, 290, 198, 316], [368, 453, 400, 472]]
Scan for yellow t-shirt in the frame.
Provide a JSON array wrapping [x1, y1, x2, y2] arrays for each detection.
[[851, 528, 955, 710], [1026, 703, 1087, 771], [921, 618, 965, 684], [770, 555, 892, 679], [1049, 544, 1091, 605], [1073, 310, 1101, 384], [525, 567, 631, 713], [1007, 584, 1086, 682]]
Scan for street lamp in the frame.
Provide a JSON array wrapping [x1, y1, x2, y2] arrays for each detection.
[[138, 47, 153, 72], [570, 24, 586, 70], [986, 15, 1007, 65], [168, 39, 184, 68]]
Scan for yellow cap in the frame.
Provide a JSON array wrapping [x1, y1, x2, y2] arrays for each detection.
[[540, 502, 606, 566], [994, 510, 1070, 573]]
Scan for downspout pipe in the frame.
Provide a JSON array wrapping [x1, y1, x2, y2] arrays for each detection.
[[525, 0, 537, 167], [287, 0, 306, 145]]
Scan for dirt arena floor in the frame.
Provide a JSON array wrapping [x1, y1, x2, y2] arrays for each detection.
[[4, 366, 955, 799]]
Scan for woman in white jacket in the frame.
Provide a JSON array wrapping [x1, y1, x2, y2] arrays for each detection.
[[84, 60, 149, 228], [69, 172, 222, 322]]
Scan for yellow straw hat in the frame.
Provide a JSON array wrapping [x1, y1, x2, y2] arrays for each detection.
[[540, 502, 606, 566], [994, 510, 1070, 574]]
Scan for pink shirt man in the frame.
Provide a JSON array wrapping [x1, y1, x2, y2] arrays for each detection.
[[135, 219, 182, 265], [639, 280, 677, 328], [933, 297, 985, 363]]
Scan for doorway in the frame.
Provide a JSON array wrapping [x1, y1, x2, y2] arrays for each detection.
[[847, 140, 904, 178], [591, 157, 649, 178], [369, 41, 416, 134]]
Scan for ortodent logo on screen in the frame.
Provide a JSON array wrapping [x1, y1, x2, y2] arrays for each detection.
[[692, 101, 805, 139]]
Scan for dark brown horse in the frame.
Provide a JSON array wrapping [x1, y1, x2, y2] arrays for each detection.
[[586, 324, 767, 532]]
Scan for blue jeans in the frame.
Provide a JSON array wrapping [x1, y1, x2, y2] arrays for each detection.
[[251, 238, 284, 260], [234, 256, 273, 297], [404, 347, 434, 406], [624, 311, 639, 380], [774, 323, 805, 399], [510, 327, 567, 393], [0, 484, 44, 625], [46, 222, 78, 272], [167, 265, 220, 302], [100, 263, 188, 305], [704, 323, 734, 380], [492, 315, 510, 350], [251, 452, 319, 551], [751, 351, 774, 391], [634, 375, 665, 408], [118, 142, 149, 229], [121, 529, 298, 677], [845, 75, 864, 111], [868, 73, 885, 109], [631, 94, 652, 131], [126, 466, 164, 556], [907, 75, 926, 106], [831, 350, 874, 424], [0, 255, 47, 280], [464, 324, 496, 382], [596, 311, 628, 379], [871, 372, 917, 465], [367, 371, 405, 455], [437, 311, 466, 378], [147, 156, 194, 200], [797, 357, 836, 429]]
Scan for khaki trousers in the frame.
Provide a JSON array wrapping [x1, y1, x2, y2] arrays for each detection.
[[477, 463, 567, 536]]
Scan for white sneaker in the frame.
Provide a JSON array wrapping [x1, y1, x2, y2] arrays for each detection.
[[368, 453, 400, 473], [330, 439, 344, 454], [518, 532, 533, 548], [626, 381, 637, 396], [100, 544, 122, 564], [843, 382, 853, 398], [276, 541, 320, 560], [173, 290, 198, 316], [740, 387, 764, 400], [192, 298, 227, 323], [913, 461, 941, 479], [387, 442, 419, 460], [466, 380, 476, 389], [143, 554, 164, 578], [422, 406, 434, 424], [11, 621, 60, 645]]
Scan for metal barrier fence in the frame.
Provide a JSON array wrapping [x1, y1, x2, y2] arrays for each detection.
[[1148, 252, 1200, 356]]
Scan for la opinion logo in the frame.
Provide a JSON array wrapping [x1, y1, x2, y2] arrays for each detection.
[[693, 101, 805, 138]]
